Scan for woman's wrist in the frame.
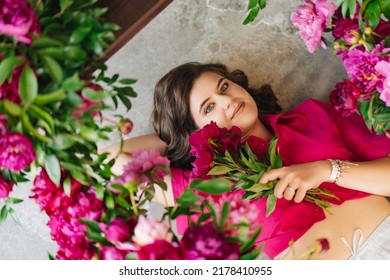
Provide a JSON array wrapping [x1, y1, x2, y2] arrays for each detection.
[[326, 159, 358, 184]]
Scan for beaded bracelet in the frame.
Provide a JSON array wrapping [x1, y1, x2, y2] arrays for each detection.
[[326, 159, 357, 183]]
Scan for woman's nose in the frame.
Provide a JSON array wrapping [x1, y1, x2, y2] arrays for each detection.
[[217, 94, 233, 110]]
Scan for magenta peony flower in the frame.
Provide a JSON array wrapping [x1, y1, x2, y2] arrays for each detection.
[[132, 215, 173, 246], [31, 168, 79, 215], [0, 133, 36, 171], [0, 172, 13, 198], [332, 17, 360, 46], [0, 114, 7, 136], [214, 190, 261, 237], [48, 189, 104, 260], [375, 61, 390, 106], [100, 217, 136, 243], [329, 79, 361, 116], [342, 43, 390, 93], [189, 121, 242, 180], [291, 0, 336, 53], [180, 224, 241, 260], [0, 0, 40, 44], [114, 149, 170, 186], [100, 246, 128, 260], [0, 64, 24, 104], [137, 240, 183, 260]]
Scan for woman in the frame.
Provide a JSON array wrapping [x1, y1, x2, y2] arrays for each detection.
[[103, 62, 390, 260]]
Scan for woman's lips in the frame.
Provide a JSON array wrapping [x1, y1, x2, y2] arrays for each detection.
[[231, 102, 244, 119]]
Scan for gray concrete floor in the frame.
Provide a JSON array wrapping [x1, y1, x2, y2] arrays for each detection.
[[0, 0, 346, 259]]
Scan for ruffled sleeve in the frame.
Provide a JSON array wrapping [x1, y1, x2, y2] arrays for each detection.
[[328, 102, 390, 161]]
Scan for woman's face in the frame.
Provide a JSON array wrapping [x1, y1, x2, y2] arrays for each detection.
[[189, 71, 260, 140]]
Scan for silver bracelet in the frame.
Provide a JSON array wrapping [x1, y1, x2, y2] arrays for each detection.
[[326, 159, 357, 183]]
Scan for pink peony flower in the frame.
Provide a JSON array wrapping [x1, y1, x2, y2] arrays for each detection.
[[180, 224, 241, 260], [0, 0, 40, 44], [0, 114, 8, 136], [100, 246, 128, 260], [291, 0, 336, 53], [0, 133, 36, 171], [214, 190, 261, 237], [329, 79, 361, 116], [0, 64, 24, 104], [48, 189, 104, 260], [100, 217, 136, 243], [342, 43, 390, 94], [0, 172, 13, 198], [137, 240, 183, 260], [114, 149, 170, 186], [375, 61, 390, 106], [132, 215, 173, 246]]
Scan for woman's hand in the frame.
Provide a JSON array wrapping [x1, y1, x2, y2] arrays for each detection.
[[259, 160, 331, 203]]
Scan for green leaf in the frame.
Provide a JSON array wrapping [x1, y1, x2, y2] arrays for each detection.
[[6, 197, 24, 204], [62, 73, 83, 91], [266, 194, 277, 217], [79, 218, 102, 233], [268, 136, 279, 166], [30, 104, 55, 134], [379, 0, 390, 19], [0, 205, 8, 223], [364, 0, 381, 29], [45, 154, 61, 185], [64, 46, 88, 64], [60, 0, 75, 12], [347, 0, 357, 19], [3, 99, 22, 116], [220, 202, 230, 228], [21, 110, 51, 142], [42, 55, 63, 84], [49, 133, 75, 150], [70, 26, 92, 44], [19, 64, 38, 106], [243, 6, 260, 25], [34, 89, 65, 105], [105, 191, 115, 209], [247, 0, 258, 10], [119, 78, 137, 85], [82, 88, 110, 101], [0, 56, 25, 86], [191, 178, 232, 195], [207, 165, 233, 175], [63, 176, 71, 197], [175, 189, 203, 206]]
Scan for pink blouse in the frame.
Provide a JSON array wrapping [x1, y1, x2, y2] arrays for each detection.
[[170, 99, 390, 259]]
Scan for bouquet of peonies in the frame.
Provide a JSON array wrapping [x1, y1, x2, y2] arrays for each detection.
[[32, 148, 263, 260], [245, 0, 390, 136], [189, 121, 338, 217], [290, 0, 390, 136]]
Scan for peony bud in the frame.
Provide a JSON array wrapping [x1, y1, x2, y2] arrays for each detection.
[[364, 26, 373, 35], [118, 118, 133, 135]]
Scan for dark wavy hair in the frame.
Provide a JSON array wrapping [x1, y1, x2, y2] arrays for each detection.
[[151, 62, 281, 169]]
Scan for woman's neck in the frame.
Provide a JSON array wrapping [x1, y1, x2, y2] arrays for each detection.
[[244, 119, 274, 141]]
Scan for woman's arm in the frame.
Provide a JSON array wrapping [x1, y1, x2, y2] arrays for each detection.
[[259, 156, 390, 202]]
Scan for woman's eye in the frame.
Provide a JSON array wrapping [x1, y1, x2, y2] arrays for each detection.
[[205, 104, 214, 114], [220, 83, 228, 94]]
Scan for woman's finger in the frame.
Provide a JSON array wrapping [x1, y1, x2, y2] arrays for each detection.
[[259, 167, 285, 184]]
